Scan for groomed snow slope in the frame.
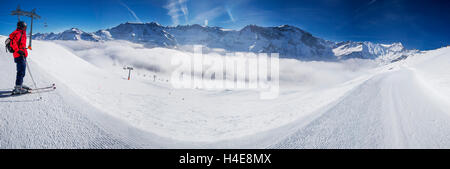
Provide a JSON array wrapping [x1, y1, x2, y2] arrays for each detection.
[[271, 69, 450, 148], [0, 44, 143, 148], [1, 35, 450, 148], [271, 47, 450, 148]]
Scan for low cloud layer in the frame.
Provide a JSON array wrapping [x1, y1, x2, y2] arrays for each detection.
[[52, 40, 377, 89]]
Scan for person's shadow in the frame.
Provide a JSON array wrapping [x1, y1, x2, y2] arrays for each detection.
[[0, 89, 39, 103], [0, 90, 39, 102]]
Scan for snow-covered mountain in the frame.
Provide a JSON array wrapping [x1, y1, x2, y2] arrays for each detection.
[[94, 22, 177, 47], [33, 22, 417, 61], [165, 24, 336, 60], [332, 41, 418, 62], [34, 28, 102, 41]]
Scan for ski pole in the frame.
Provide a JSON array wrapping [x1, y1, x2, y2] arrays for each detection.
[[25, 58, 42, 100]]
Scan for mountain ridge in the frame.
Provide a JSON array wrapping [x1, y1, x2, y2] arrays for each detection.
[[33, 22, 417, 61]]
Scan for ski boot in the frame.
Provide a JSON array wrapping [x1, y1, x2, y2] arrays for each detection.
[[12, 85, 30, 95], [21, 85, 32, 91]]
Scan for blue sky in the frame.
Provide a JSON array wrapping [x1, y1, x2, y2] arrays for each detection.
[[0, 0, 449, 50]]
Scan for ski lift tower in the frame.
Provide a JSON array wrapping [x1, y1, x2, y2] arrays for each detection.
[[123, 66, 134, 80], [11, 5, 41, 50]]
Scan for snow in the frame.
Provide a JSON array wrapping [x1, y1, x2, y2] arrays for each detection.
[[0, 38, 156, 148], [333, 43, 363, 57], [269, 47, 450, 148], [333, 41, 416, 62], [272, 69, 450, 148], [220, 28, 233, 32], [1, 34, 450, 148], [27, 39, 375, 142]]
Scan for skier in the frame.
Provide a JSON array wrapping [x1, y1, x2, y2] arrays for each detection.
[[9, 21, 31, 95]]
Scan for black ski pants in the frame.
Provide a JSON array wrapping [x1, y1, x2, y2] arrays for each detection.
[[14, 56, 26, 86]]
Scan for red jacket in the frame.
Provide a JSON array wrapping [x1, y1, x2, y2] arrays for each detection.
[[9, 29, 28, 58]]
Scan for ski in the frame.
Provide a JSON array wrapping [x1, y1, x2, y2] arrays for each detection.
[[7, 88, 55, 97], [29, 88, 56, 94], [0, 84, 56, 92], [29, 83, 56, 91], [2, 84, 56, 97]]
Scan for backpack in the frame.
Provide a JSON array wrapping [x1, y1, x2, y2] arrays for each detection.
[[5, 32, 23, 53]]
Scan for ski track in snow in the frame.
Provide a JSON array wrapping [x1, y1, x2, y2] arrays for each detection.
[[1, 34, 450, 149], [271, 69, 450, 148]]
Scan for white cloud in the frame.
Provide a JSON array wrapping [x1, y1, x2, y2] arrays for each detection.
[[179, 0, 189, 23], [165, 0, 189, 25], [226, 7, 235, 22], [118, 0, 142, 23]]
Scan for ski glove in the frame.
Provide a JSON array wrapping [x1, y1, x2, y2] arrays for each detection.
[[18, 50, 25, 56]]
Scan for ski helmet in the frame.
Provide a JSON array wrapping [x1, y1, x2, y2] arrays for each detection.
[[17, 21, 27, 30]]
